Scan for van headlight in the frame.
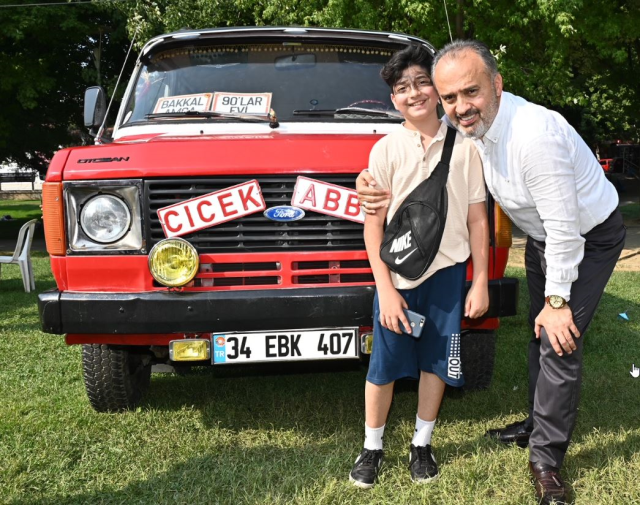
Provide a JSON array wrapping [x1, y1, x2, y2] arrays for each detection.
[[64, 181, 143, 253], [80, 195, 131, 243], [148, 238, 199, 287]]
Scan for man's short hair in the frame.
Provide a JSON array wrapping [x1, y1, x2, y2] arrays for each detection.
[[432, 40, 498, 80], [380, 45, 434, 91]]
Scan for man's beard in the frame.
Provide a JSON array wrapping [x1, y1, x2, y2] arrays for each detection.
[[455, 92, 500, 139]]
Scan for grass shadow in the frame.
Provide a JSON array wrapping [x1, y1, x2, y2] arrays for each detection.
[[11, 429, 520, 505]]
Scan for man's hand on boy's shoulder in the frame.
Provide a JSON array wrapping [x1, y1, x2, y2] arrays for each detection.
[[377, 285, 411, 334], [356, 169, 390, 215]]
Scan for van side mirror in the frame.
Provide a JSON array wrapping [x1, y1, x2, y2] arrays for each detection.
[[84, 86, 107, 129]]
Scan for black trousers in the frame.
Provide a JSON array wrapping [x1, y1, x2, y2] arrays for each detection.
[[524, 209, 626, 468]]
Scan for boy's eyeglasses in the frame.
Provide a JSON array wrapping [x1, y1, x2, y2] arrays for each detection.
[[393, 78, 433, 95]]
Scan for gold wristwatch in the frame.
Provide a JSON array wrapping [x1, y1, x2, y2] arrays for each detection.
[[545, 295, 567, 309]]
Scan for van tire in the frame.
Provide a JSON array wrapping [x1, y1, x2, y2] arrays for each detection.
[[460, 331, 496, 390], [82, 344, 152, 412]]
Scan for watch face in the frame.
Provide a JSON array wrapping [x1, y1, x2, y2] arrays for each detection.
[[549, 295, 565, 308]]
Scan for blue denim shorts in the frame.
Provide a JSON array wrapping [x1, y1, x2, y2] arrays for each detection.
[[366, 262, 466, 387]]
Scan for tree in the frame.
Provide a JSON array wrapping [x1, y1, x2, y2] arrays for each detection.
[[3, 0, 635, 173], [458, 0, 640, 146], [119, 0, 639, 147], [0, 2, 131, 175]]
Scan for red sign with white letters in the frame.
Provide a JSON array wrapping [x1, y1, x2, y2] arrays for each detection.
[[157, 180, 266, 238], [291, 176, 364, 224]]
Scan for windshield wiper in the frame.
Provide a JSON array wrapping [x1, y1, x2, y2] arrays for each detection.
[[293, 107, 402, 120], [145, 110, 280, 128]]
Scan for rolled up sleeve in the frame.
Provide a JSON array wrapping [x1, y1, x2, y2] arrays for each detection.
[[521, 133, 584, 300]]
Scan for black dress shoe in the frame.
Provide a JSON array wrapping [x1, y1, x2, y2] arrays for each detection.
[[485, 419, 532, 448], [529, 461, 566, 504]]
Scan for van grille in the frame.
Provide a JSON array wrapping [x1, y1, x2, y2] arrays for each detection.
[[144, 176, 365, 253], [150, 257, 374, 288]]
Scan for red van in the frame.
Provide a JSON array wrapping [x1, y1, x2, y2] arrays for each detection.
[[38, 27, 518, 412]]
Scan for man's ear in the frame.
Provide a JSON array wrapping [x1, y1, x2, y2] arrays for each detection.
[[494, 73, 503, 97]]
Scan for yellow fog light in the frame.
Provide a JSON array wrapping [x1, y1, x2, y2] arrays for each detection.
[[169, 339, 211, 362], [148, 238, 199, 287]]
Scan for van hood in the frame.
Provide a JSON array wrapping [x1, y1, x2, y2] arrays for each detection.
[[56, 133, 383, 181]]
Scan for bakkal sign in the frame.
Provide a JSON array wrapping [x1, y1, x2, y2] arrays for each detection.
[[153, 93, 213, 114]]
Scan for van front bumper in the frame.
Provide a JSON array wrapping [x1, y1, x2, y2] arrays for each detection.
[[38, 278, 518, 335]]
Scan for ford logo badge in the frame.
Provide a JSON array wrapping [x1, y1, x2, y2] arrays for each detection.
[[263, 205, 305, 222]]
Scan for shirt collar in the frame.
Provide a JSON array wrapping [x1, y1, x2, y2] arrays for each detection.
[[398, 120, 447, 140], [482, 91, 511, 144]]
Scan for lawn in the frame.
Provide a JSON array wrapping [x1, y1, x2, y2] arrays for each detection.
[[620, 200, 640, 224], [0, 199, 44, 245], [0, 261, 639, 504]]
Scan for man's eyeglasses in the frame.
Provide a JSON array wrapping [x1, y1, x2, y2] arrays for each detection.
[[393, 77, 433, 95]]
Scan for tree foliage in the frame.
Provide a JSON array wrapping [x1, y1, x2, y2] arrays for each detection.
[[119, 0, 639, 146], [0, 1, 131, 174], [1, 0, 638, 174]]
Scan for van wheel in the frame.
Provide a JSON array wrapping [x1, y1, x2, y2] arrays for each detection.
[[82, 344, 152, 412], [460, 331, 496, 390]]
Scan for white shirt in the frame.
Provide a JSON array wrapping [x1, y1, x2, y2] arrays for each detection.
[[467, 92, 618, 300]]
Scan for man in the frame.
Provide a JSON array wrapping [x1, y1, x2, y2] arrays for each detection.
[[357, 40, 626, 504]]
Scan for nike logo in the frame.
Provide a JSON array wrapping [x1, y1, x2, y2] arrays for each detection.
[[394, 248, 418, 265]]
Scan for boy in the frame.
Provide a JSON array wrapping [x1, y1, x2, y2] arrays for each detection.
[[349, 45, 489, 489]]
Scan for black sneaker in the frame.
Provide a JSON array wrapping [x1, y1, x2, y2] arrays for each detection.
[[409, 444, 439, 483], [349, 448, 384, 489]]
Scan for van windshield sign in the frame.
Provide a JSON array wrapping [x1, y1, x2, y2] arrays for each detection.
[[212, 92, 272, 115], [153, 93, 213, 114]]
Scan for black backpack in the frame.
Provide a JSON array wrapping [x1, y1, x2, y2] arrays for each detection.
[[379, 126, 456, 280]]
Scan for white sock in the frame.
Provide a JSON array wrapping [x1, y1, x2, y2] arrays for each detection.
[[412, 415, 436, 447], [364, 423, 385, 451]]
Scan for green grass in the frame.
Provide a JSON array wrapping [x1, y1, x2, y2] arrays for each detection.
[[0, 262, 639, 504], [0, 200, 43, 242], [620, 202, 640, 224]]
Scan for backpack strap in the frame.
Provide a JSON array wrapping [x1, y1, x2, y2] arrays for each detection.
[[439, 126, 457, 166], [422, 125, 456, 193]]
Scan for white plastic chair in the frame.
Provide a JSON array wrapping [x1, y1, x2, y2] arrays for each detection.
[[0, 219, 38, 292]]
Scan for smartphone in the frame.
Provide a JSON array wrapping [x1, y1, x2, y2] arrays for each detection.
[[402, 309, 425, 338]]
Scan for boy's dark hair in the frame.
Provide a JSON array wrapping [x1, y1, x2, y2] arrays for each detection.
[[380, 45, 434, 91]]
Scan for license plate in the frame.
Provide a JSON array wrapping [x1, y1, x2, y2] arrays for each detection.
[[212, 328, 359, 364]]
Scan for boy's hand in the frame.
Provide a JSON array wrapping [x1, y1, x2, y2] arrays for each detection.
[[378, 287, 411, 334], [356, 170, 390, 215], [465, 283, 489, 319]]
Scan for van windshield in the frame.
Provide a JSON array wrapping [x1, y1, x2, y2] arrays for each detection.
[[121, 42, 401, 125]]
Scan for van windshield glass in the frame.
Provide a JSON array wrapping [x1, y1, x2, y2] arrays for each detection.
[[122, 42, 401, 125]]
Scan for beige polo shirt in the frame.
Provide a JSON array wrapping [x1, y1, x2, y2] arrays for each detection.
[[369, 121, 486, 290]]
